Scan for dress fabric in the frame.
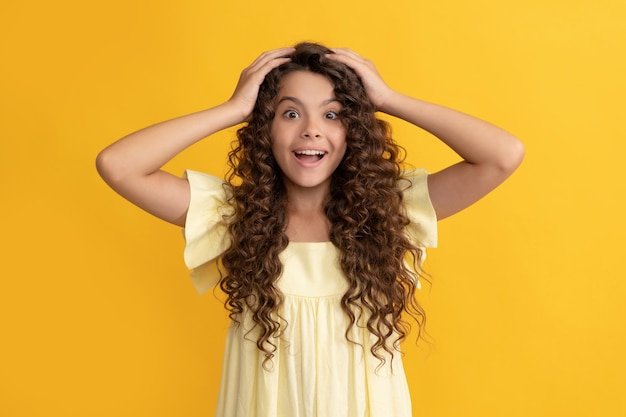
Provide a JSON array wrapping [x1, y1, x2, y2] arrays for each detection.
[[182, 170, 437, 417]]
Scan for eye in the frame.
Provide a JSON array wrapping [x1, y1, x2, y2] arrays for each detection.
[[283, 110, 300, 119], [324, 111, 339, 120]]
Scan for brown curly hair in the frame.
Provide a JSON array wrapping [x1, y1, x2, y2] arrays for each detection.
[[221, 42, 427, 368]]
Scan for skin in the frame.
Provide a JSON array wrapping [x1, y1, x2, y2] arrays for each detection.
[[270, 71, 347, 241], [327, 48, 525, 220], [96, 46, 524, 235]]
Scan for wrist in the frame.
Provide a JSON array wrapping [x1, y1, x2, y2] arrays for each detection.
[[376, 89, 402, 115], [219, 100, 250, 127]]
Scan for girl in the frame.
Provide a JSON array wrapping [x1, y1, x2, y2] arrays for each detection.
[[97, 42, 524, 416]]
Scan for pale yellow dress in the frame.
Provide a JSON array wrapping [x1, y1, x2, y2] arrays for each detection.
[[183, 169, 437, 417]]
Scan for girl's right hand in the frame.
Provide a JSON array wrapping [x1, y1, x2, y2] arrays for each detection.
[[228, 47, 294, 121], [96, 47, 294, 227]]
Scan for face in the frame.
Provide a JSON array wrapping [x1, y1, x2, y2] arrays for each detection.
[[270, 71, 347, 195]]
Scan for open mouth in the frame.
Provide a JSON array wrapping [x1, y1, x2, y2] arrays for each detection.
[[293, 150, 326, 162]]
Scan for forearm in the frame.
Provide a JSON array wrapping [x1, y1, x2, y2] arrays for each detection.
[[380, 91, 523, 171], [96, 101, 243, 183], [327, 48, 524, 219], [95, 48, 292, 225]]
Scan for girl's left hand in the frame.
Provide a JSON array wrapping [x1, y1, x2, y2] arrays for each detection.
[[327, 48, 394, 111]]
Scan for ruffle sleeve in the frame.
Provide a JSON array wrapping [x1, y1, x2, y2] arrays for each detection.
[[401, 169, 438, 249], [182, 170, 233, 294]]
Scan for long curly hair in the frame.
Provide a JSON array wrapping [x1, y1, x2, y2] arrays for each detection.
[[221, 42, 427, 367]]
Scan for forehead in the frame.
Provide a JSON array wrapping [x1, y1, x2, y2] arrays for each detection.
[[277, 71, 336, 99]]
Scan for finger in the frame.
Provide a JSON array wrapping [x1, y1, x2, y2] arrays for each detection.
[[327, 53, 376, 79], [246, 56, 291, 85], [329, 47, 360, 56], [327, 52, 374, 74], [247, 47, 295, 71], [329, 48, 368, 63]]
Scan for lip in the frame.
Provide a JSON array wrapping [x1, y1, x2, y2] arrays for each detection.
[[291, 149, 328, 167], [292, 147, 328, 153]]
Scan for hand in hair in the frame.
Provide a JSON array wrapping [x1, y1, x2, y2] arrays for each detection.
[[95, 47, 294, 226], [329, 46, 524, 220], [228, 47, 294, 121], [327, 48, 394, 111]]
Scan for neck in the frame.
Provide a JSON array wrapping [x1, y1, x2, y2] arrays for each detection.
[[283, 182, 331, 242], [283, 181, 329, 214]]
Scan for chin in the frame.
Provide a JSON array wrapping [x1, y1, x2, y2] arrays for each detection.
[[284, 175, 332, 191]]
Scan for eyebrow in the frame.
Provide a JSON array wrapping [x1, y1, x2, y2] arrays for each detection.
[[276, 96, 341, 106]]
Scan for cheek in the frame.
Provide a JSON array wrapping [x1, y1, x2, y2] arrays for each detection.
[[338, 136, 349, 163], [339, 142, 348, 160], [335, 129, 348, 151], [270, 117, 289, 138]]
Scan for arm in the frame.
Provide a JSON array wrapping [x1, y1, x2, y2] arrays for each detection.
[[96, 48, 294, 226], [380, 94, 525, 220], [328, 49, 524, 220]]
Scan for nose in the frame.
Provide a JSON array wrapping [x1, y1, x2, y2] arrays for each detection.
[[301, 117, 322, 139]]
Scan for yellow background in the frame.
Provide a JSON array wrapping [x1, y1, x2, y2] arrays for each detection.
[[1, 0, 625, 416]]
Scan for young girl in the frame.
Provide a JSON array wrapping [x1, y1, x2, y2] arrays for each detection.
[[97, 42, 524, 416]]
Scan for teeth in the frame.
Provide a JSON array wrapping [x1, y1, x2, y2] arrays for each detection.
[[295, 150, 325, 156]]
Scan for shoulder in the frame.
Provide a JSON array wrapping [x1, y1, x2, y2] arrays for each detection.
[[399, 168, 430, 200], [184, 170, 233, 209], [400, 168, 429, 185], [399, 169, 438, 248], [182, 170, 233, 294], [184, 170, 228, 192]]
